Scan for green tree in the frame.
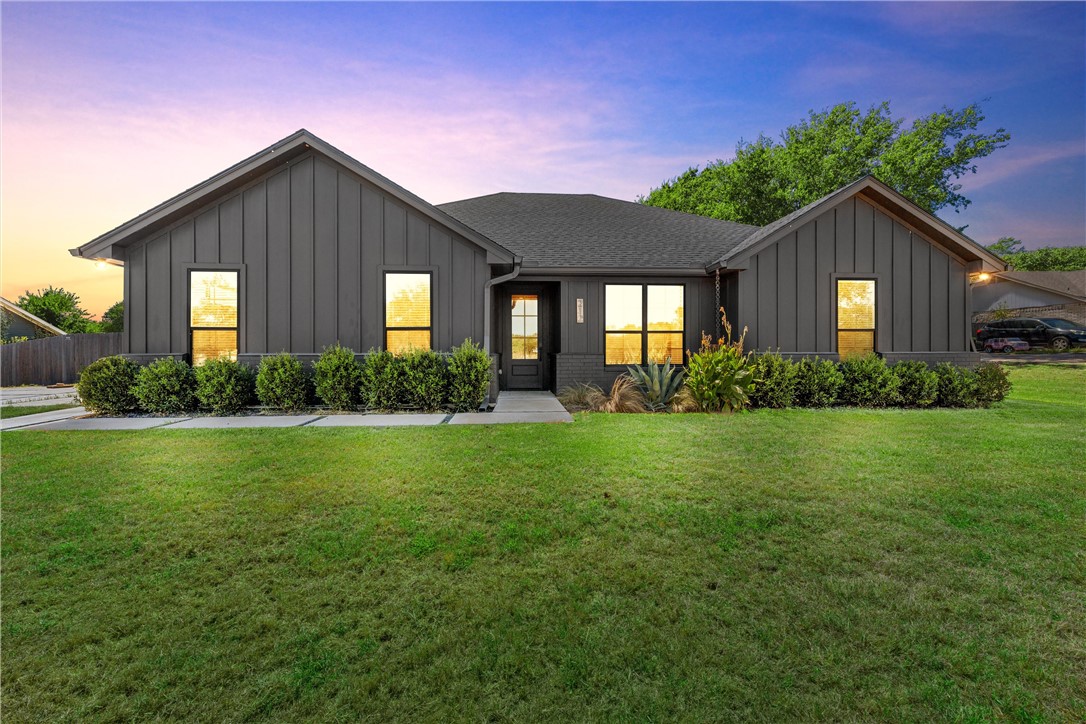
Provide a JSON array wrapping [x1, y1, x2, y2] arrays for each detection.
[[17, 286, 98, 333], [986, 237, 1024, 256], [100, 301, 124, 333], [642, 101, 1011, 226]]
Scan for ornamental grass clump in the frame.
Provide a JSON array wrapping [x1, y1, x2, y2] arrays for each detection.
[[446, 339, 491, 412], [892, 360, 939, 408], [683, 310, 755, 413], [792, 357, 843, 407], [77, 355, 140, 414], [255, 353, 309, 411], [313, 344, 362, 410], [133, 357, 197, 414], [557, 383, 605, 412], [195, 358, 255, 414], [599, 375, 647, 413]]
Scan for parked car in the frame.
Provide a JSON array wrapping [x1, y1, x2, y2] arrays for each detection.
[[975, 318, 1086, 351], [982, 337, 1030, 353]]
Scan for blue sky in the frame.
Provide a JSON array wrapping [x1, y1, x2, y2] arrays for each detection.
[[2, 1, 1083, 313]]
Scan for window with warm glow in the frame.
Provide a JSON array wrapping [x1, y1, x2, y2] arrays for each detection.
[[837, 279, 876, 359], [385, 272, 431, 353], [605, 284, 684, 365], [190, 271, 239, 365], [511, 295, 538, 360]]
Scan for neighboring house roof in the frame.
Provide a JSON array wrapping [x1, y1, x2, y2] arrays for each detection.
[[709, 175, 1007, 272], [992, 270, 1086, 302], [0, 297, 67, 336], [71, 129, 516, 265], [438, 193, 758, 272]]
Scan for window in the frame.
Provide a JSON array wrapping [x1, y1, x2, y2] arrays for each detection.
[[836, 279, 875, 359], [605, 284, 684, 365], [190, 270, 239, 366], [385, 272, 431, 353], [511, 294, 538, 360]]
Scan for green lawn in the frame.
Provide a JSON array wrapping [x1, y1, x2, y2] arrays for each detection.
[[3, 365, 1084, 721], [0, 403, 78, 419]]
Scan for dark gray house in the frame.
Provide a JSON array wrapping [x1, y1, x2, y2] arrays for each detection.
[[71, 130, 1006, 391]]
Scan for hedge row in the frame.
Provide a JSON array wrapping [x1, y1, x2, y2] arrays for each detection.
[[77, 340, 491, 415], [748, 352, 1011, 410]]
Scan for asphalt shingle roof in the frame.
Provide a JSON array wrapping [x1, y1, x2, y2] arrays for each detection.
[[997, 270, 1086, 300], [438, 193, 758, 270]]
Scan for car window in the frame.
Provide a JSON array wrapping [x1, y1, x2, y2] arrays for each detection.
[[1039, 318, 1077, 328]]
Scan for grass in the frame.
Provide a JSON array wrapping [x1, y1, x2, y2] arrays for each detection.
[[0, 403, 78, 419], [3, 364, 1084, 721]]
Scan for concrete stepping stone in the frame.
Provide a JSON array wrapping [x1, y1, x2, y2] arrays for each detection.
[[28, 416, 188, 431], [165, 415, 319, 429], [307, 414, 448, 427], [449, 411, 572, 425]]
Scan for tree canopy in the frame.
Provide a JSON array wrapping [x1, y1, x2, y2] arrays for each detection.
[[986, 238, 1086, 271], [100, 301, 124, 333], [17, 287, 97, 334], [641, 101, 1010, 226]]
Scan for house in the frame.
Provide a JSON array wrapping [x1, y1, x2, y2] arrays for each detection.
[[0, 297, 67, 341], [972, 270, 1086, 327], [70, 130, 1006, 392]]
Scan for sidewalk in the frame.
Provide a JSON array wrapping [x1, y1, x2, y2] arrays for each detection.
[[6, 392, 573, 430]]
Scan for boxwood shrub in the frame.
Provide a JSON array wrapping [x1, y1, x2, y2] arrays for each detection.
[[361, 349, 403, 410], [401, 348, 448, 411], [255, 353, 308, 411], [892, 361, 939, 408], [447, 339, 491, 412], [313, 344, 362, 410], [974, 361, 1012, 406], [133, 357, 197, 414], [933, 362, 979, 408], [792, 357, 842, 408], [749, 352, 796, 409], [195, 358, 255, 414], [837, 353, 901, 407], [77, 355, 140, 414]]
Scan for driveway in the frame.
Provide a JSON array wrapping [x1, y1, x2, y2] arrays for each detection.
[[1, 385, 79, 407]]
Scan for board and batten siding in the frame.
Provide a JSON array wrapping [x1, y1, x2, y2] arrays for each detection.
[[122, 152, 490, 356], [736, 196, 970, 353]]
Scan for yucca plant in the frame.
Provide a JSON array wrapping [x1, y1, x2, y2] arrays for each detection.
[[627, 360, 686, 412]]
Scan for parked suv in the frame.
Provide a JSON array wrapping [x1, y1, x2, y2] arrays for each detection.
[[975, 318, 1086, 351]]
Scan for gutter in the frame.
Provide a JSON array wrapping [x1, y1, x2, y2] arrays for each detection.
[[482, 259, 522, 356]]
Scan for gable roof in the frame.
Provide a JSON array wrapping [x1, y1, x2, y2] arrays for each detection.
[[709, 175, 1008, 272], [992, 270, 1086, 301], [71, 130, 515, 265], [0, 297, 67, 336], [438, 193, 758, 272]]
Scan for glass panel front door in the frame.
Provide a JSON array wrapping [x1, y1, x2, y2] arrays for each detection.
[[511, 295, 539, 360]]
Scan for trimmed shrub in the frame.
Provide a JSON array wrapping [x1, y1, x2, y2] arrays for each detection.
[[792, 357, 843, 408], [892, 361, 938, 408], [133, 357, 197, 413], [313, 344, 362, 410], [255, 353, 308, 411], [77, 355, 140, 414], [838, 354, 901, 407], [361, 349, 403, 410], [447, 339, 491, 412], [195, 358, 255, 414], [974, 361, 1012, 406], [933, 362, 979, 408], [749, 352, 796, 409], [401, 348, 448, 411]]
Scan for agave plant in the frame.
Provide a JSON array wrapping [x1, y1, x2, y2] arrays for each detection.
[[627, 360, 686, 412]]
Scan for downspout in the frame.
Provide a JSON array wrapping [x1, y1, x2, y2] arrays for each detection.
[[483, 258, 522, 356]]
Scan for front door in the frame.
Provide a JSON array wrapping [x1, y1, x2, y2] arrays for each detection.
[[507, 293, 543, 389]]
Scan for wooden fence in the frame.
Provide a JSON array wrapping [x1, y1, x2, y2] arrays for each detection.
[[1, 333, 122, 386]]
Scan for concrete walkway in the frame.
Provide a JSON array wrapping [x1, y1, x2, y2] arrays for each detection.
[[1, 385, 79, 407], [5, 392, 572, 430]]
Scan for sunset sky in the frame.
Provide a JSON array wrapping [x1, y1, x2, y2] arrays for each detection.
[[2, 2, 1083, 317]]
